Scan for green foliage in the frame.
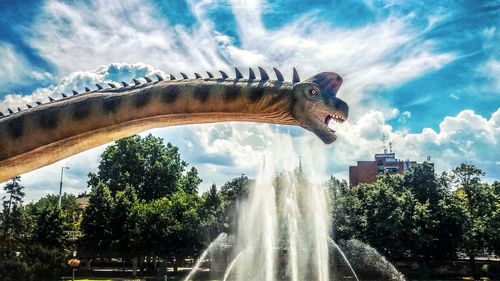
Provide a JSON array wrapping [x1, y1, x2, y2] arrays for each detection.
[[28, 193, 83, 232], [449, 164, 499, 278], [110, 185, 139, 256], [335, 173, 419, 258], [80, 182, 114, 255], [200, 184, 224, 241], [0, 177, 71, 281], [88, 134, 202, 201], [332, 163, 474, 261], [330, 162, 499, 280], [128, 189, 204, 270], [218, 175, 253, 233], [1, 176, 25, 243], [81, 135, 206, 262]]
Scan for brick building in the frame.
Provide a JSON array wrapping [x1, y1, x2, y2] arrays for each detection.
[[349, 151, 430, 186]]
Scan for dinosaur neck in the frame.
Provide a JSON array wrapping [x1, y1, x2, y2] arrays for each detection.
[[0, 78, 296, 182]]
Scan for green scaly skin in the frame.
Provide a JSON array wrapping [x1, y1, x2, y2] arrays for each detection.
[[0, 67, 348, 182]]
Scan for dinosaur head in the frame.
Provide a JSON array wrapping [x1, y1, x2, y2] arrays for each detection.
[[292, 72, 348, 144]]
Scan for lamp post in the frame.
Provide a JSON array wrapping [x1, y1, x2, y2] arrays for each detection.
[[59, 166, 69, 207]]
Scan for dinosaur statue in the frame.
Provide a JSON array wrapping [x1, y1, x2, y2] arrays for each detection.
[[0, 67, 348, 182]]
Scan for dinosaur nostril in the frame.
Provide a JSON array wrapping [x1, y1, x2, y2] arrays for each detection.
[[336, 76, 342, 82]]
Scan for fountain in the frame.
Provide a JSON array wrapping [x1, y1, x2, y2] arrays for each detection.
[[183, 233, 231, 281], [185, 141, 405, 281]]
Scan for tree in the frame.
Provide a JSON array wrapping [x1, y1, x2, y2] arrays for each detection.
[[219, 175, 253, 233], [33, 206, 65, 249], [0, 178, 70, 281], [451, 163, 496, 279], [333, 170, 458, 263], [129, 190, 204, 273], [490, 181, 500, 255], [403, 164, 462, 262], [80, 182, 114, 255], [1, 177, 25, 243], [166, 190, 204, 271], [26, 193, 83, 232], [326, 176, 348, 239], [88, 134, 201, 201], [200, 184, 223, 242], [110, 185, 139, 257], [0, 177, 28, 280], [179, 167, 203, 194], [404, 163, 441, 204]]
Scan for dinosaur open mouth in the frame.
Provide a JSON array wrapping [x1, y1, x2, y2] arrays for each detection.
[[324, 113, 346, 133]]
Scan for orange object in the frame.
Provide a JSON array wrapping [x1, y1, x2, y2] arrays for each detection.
[[68, 258, 80, 267]]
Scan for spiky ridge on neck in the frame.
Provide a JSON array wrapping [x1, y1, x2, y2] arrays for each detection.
[[0, 67, 299, 182]]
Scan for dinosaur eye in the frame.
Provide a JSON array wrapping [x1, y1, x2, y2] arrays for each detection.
[[310, 89, 317, 95]]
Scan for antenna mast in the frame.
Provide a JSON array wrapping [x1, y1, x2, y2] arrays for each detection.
[[383, 133, 387, 154]]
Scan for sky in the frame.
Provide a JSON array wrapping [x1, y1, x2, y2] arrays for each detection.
[[0, 0, 499, 202]]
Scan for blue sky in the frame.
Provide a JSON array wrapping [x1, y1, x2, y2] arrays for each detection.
[[0, 0, 499, 201]]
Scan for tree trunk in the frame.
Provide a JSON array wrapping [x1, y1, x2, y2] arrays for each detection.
[[470, 255, 479, 280], [174, 256, 178, 273], [132, 257, 138, 276], [139, 255, 145, 274]]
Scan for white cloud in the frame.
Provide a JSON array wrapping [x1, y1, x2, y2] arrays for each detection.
[[0, 43, 53, 94], [2, 0, 472, 199], [478, 59, 500, 92], [330, 108, 500, 181], [476, 27, 500, 93], [11, 144, 107, 203], [0, 62, 165, 113], [24, 0, 456, 118]]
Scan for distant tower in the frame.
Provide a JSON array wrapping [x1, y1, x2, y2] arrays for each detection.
[[389, 142, 393, 153], [383, 133, 387, 154], [298, 156, 303, 173]]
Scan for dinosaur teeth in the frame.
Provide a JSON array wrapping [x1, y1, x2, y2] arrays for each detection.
[[96, 83, 103, 90], [133, 79, 141, 85], [144, 76, 153, 83], [85, 87, 91, 92], [206, 71, 214, 78], [327, 114, 347, 124], [325, 113, 346, 132], [194, 73, 202, 79], [122, 81, 129, 87], [170, 74, 176, 80], [325, 115, 336, 133], [180, 73, 188, 79], [108, 83, 117, 88], [156, 74, 164, 81]]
